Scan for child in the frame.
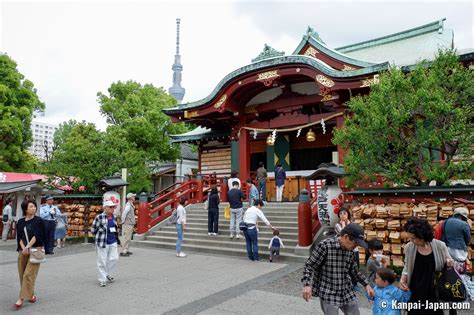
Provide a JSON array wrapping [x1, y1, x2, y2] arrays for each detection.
[[372, 268, 411, 315], [268, 229, 284, 262], [366, 239, 389, 287]]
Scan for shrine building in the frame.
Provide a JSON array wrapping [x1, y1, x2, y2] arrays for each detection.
[[163, 19, 473, 201]]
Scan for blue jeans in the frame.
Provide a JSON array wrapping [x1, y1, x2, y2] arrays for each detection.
[[244, 227, 259, 260], [258, 180, 266, 201], [43, 220, 56, 254], [176, 224, 183, 253]]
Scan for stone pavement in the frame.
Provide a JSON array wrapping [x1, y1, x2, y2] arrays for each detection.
[[0, 243, 372, 314]]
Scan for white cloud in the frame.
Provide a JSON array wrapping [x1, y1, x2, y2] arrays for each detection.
[[1, 0, 472, 131]]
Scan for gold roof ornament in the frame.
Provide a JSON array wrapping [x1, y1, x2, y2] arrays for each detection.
[[266, 134, 274, 146]]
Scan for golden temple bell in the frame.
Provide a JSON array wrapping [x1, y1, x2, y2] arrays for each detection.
[[266, 134, 274, 145], [306, 129, 316, 142]]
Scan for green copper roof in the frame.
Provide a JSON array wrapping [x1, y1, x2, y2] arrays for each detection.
[[292, 28, 377, 68], [252, 44, 285, 63], [163, 55, 389, 114], [336, 19, 446, 53]]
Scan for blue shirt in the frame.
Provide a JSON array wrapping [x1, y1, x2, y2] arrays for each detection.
[[106, 216, 117, 245], [39, 204, 61, 221], [372, 284, 411, 315], [443, 217, 471, 251]]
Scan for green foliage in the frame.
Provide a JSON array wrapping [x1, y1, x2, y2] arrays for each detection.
[[333, 50, 474, 186], [0, 54, 45, 171], [41, 81, 188, 193]]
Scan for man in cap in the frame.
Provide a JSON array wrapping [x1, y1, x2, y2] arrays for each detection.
[[443, 207, 471, 269], [120, 192, 136, 257], [302, 223, 374, 314], [92, 200, 120, 287], [39, 195, 62, 254]]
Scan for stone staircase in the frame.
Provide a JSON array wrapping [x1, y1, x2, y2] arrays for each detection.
[[133, 202, 309, 262]]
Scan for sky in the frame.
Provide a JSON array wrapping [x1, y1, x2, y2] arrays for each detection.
[[1, 0, 473, 131]]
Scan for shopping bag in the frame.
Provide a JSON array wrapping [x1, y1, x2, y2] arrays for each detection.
[[435, 266, 467, 302], [224, 206, 230, 219]]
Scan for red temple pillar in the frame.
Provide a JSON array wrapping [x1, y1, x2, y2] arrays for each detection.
[[238, 128, 250, 183]]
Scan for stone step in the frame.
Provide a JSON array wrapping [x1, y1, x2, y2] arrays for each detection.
[[155, 225, 299, 236], [186, 203, 299, 210], [158, 224, 298, 234], [184, 217, 298, 226], [132, 240, 307, 263], [186, 213, 297, 221], [149, 230, 299, 246], [146, 235, 296, 253], [186, 210, 298, 216]]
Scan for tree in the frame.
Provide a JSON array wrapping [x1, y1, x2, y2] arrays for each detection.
[[0, 54, 45, 171], [333, 50, 473, 187], [98, 80, 188, 162]]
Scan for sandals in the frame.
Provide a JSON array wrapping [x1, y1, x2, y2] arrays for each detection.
[[29, 295, 37, 303]]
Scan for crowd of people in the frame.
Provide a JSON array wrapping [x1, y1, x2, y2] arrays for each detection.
[[302, 206, 472, 315], [4, 167, 472, 314]]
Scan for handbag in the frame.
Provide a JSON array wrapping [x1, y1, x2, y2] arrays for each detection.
[[239, 221, 249, 231], [435, 265, 467, 302], [24, 226, 46, 264], [168, 209, 179, 225], [224, 206, 230, 219]]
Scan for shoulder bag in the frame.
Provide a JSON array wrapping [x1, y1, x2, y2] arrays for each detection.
[[24, 226, 46, 264], [435, 265, 467, 302]]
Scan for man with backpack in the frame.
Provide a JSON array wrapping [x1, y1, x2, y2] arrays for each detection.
[[227, 181, 245, 239], [442, 207, 471, 269]]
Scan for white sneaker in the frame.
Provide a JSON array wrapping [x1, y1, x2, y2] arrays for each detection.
[[236, 234, 242, 239], [230, 234, 234, 239], [99, 281, 107, 287], [208, 232, 212, 236], [177, 252, 187, 258], [212, 233, 218, 236]]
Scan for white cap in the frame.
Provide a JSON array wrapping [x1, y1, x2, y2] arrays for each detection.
[[126, 193, 137, 199], [103, 200, 116, 207], [453, 207, 469, 219]]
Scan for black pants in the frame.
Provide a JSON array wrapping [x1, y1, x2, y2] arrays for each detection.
[[43, 220, 56, 254], [208, 210, 219, 233]]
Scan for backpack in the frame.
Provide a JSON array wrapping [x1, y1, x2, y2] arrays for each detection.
[[168, 209, 179, 225], [433, 219, 446, 240]]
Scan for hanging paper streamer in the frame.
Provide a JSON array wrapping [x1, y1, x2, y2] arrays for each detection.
[[321, 118, 326, 134], [252, 129, 258, 139], [271, 129, 277, 143], [296, 128, 301, 138]]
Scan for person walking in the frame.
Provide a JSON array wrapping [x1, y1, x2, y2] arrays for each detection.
[[442, 207, 471, 271], [54, 210, 68, 249], [2, 198, 13, 241], [91, 200, 120, 287], [274, 163, 286, 202], [120, 192, 136, 257], [207, 187, 220, 236], [227, 181, 245, 239], [13, 200, 45, 309], [39, 196, 60, 255], [227, 171, 241, 190], [176, 196, 187, 257], [268, 229, 285, 262], [247, 178, 258, 208], [372, 268, 411, 315], [242, 199, 275, 261], [302, 223, 375, 314], [399, 218, 454, 315], [256, 162, 267, 201]]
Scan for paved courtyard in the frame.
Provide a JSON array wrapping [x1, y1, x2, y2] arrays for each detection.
[[0, 242, 372, 314]]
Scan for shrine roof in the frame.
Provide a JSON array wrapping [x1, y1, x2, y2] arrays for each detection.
[[163, 55, 389, 114], [292, 28, 377, 68], [336, 19, 446, 54], [169, 126, 230, 143]]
